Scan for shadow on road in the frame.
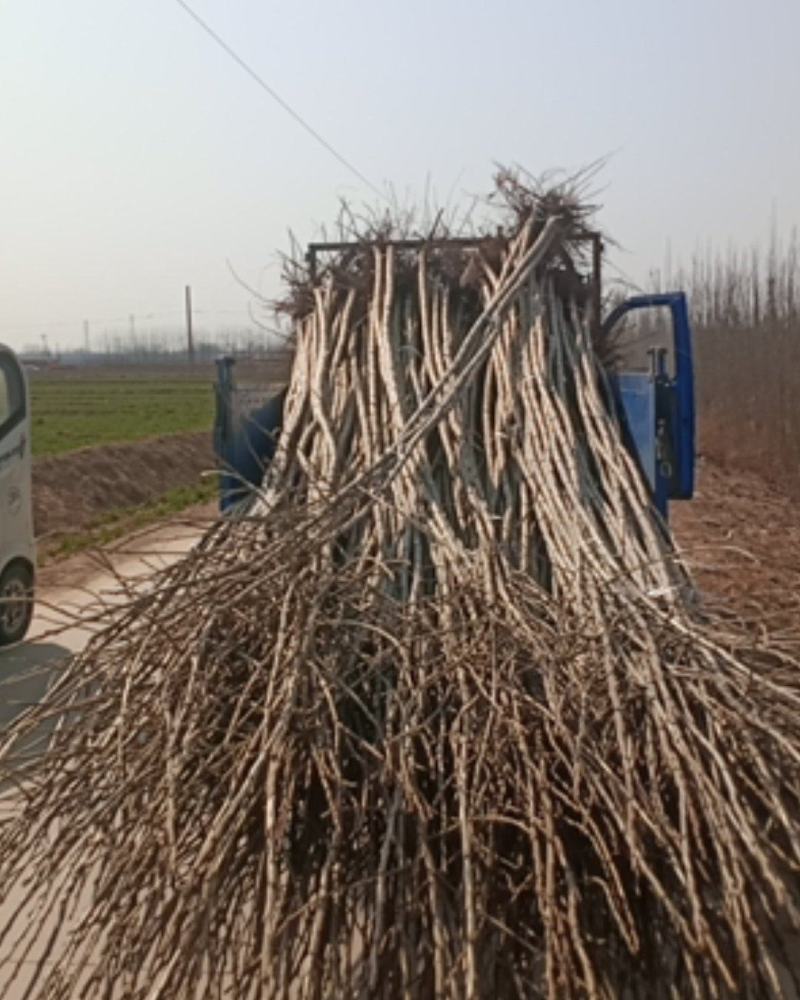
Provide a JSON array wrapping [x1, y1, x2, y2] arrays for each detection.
[[0, 641, 72, 730], [0, 641, 73, 777]]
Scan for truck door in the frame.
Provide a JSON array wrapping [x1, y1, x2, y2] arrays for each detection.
[[604, 293, 695, 518]]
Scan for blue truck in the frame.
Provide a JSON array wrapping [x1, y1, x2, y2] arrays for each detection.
[[213, 240, 695, 520]]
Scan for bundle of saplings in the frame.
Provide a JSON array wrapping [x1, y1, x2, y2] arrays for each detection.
[[2, 172, 799, 999]]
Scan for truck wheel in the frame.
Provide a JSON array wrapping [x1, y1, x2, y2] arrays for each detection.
[[0, 564, 34, 646]]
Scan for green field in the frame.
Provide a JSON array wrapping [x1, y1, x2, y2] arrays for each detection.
[[30, 376, 215, 457]]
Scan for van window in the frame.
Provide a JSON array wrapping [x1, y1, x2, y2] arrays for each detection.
[[0, 352, 25, 438]]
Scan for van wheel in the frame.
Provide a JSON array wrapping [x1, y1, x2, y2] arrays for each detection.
[[0, 564, 34, 646]]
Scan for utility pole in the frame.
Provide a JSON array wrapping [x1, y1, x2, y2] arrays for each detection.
[[83, 320, 90, 355], [185, 285, 195, 363]]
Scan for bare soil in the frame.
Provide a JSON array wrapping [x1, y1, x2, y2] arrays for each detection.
[[672, 457, 800, 630], [32, 431, 215, 539]]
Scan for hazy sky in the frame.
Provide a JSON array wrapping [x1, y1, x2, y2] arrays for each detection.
[[2, 0, 799, 351]]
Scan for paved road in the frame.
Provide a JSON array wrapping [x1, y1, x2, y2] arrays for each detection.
[[0, 515, 211, 998]]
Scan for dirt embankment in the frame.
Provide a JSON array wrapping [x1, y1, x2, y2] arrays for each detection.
[[32, 432, 215, 540], [31, 434, 799, 632]]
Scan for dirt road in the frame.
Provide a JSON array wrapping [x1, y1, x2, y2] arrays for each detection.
[[0, 511, 215, 997], [1, 510, 215, 726]]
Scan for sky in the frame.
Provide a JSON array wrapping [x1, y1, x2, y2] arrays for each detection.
[[1, 0, 799, 351]]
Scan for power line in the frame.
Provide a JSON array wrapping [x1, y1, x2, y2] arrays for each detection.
[[172, 0, 386, 202]]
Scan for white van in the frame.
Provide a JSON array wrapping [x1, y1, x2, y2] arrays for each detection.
[[0, 345, 35, 645]]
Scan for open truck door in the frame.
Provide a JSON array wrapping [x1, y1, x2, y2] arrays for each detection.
[[0, 345, 35, 645], [603, 293, 695, 518]]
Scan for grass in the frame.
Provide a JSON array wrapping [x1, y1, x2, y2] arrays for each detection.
[[44, 479, 218, 561], [30, 376, 215, 458]]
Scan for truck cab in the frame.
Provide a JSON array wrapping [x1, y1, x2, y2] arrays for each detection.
[[0, 345, 35, 645]]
